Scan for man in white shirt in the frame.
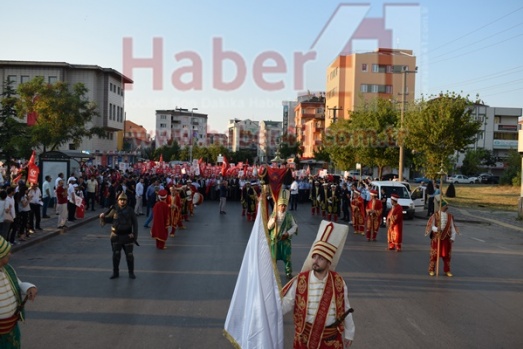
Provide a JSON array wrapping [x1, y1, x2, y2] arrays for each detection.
[[289, 179, 299, 211], [86, 175, 98, 211], [42, 175, 52, 218], [67, 177, 77, 222], [134, 177, 144, 215]]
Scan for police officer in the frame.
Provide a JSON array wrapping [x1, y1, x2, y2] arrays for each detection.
[[99, 192, 139, 279]]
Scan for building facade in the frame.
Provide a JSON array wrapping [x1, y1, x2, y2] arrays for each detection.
[[294, 95, 325, 159], [155, 109, 208, 149], [207, 132, 228, 147], [258, 120, 283, 163], [227, 119, 259, 154], [0, 60, 133, 166], [456, 105, 522, 174], [325, 48, 416, 129]]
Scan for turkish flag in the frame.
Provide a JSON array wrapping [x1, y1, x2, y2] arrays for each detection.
[[221, 156, 229, 177]]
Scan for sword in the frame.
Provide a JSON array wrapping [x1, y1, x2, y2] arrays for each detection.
[[326, 308, 354, 328]]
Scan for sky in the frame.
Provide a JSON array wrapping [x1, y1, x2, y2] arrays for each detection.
[[2, 0, 523, 137]]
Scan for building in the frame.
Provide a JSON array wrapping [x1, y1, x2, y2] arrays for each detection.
[[0, 60, 133, 166], [456, 104, 522, 174], [207, 132, 228, 147], [123, 120, 151, 155], [294, 94, 325, 158], [227, 119, 259, 154], [282, 100, 297, 137], [258, 120, 283, 163], [155, 109, 208, 149], [325, 48, 416, 129]]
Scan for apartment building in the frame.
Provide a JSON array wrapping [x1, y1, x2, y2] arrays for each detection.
[[294, 94, 325, 159], [155, 109, 208, 149], [325, 48, 416, 129], [0, 60, 132, 165], [227, 119, 259, 154], [258, 120, 283, 163], [457, 104, 522, 174]]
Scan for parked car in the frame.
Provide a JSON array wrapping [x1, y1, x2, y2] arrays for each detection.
[[369, 181, 415, 219], [414, 176, 431, 184], [478, 173, 499, 184], [468, 176, 480, 183], [447, 174, 474, 184]]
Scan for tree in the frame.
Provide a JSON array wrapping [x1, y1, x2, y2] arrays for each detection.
[[0, 80, 33, 167], [323, 98, 402, 177], [405, 92, 482, 178], [16, 77, 106, 152], [460, 148, 495, 175], [500, 148, 520, 186]]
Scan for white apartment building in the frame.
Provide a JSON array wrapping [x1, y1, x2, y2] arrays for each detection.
[[455, 104, 522, 174], [155, 109, 208, 149], [227, 119, 259, 154], [258, 120, 283, 163], [0, 60, 132, 166]]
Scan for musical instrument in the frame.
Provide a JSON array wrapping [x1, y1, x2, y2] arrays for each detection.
[[193, 192, 203, 205]]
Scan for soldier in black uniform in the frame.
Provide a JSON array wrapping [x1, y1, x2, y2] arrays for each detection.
[[99, 192, 139, 279]]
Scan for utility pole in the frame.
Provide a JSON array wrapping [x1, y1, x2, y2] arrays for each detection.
[[398, 66, 417, 182], [328, 106, 343, 124]]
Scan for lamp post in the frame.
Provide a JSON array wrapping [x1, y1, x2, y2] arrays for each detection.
[[398, 66, 417, 182], [190, 107, 198, 163]]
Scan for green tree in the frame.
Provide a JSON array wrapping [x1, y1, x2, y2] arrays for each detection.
[[404, 92, 482, 177], [500, 148, 520, 186], [16, 77, 106, 152], [460, 148, 495, 175], [0, 80, 33, 167]]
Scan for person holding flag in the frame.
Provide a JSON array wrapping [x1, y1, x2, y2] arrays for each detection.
[[425, 200, 458, 277], [268, 189, 298, 280]]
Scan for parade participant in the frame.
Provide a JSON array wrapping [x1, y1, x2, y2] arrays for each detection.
[[186, 180, 195, 217], [425, 200, 458, 277], [219, 180, 228, 214], [134, 177, 144, 216], [282, 222, 355, 348], [318, 182, 330, 218], [350, 189, 365, 235], [99, 192, 139, 279], [180, 184, 190, 220], [244, 181, 257, 222], [56, 179, 68, 229], [0, 235, 38, 348], [168, 185, 183, 236], [386, 194, 403, 251], [240, 180, 248, 217], [309, 180, 321, 216], [365, 190, 383, 241], [340, 182, 351, 222], [380, 187, 388, 227], [268, 190, 298, 280], [150, 189, 171, 250], [327, 183, 340, 222]]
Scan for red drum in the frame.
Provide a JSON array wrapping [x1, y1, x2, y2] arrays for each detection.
[[193, 192, 204, 205]]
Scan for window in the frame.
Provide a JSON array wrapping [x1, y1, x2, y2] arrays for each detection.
[[372, 64, 386, 73], [361, 64, 367, 72], [160, 115, 166, 120], [7, 75, 17, 83], [160, 123, 166, 128], [109, 103, 113, 120], [48, 76, 58, 84], [117, 86, 121, 95], [371, 85, 378, 93], [21, 75, 30, 83], [360, 84, 368, 93]]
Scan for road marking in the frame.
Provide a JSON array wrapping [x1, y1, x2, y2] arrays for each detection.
[[457, 208, 523, 232], [469, 237, 485, 243]]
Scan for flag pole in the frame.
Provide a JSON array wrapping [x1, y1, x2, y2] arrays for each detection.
[[435, 165, 446, 277]]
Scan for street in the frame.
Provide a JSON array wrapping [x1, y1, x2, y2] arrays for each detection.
[[11, 200, 523, 348]]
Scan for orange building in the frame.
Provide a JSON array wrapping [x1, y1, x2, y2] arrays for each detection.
[[325, 48, 416, 129], [294, 94, 325, 158]]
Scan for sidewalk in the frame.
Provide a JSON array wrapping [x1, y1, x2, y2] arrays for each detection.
[[11, 205, 102, 253]]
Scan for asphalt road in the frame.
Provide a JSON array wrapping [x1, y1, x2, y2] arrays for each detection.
[[10, 200, 523, 348]]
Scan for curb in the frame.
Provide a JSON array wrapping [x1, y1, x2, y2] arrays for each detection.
[[11, 215, 99, 253]]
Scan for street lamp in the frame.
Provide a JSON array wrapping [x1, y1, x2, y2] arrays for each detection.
[[398, 66, 418, 182], [190, 107, 198, 163]]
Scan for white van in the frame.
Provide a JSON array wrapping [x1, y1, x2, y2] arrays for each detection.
[[369, 181, 415, 219]]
